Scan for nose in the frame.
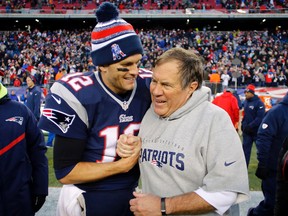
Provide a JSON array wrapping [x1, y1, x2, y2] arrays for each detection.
[[129, 64, 139, 75]]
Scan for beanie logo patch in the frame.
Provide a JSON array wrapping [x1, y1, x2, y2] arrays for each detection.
[[111, 43, 126, 61]]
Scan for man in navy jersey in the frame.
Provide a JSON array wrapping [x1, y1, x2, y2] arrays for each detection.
[[38, 2, 151, 216]]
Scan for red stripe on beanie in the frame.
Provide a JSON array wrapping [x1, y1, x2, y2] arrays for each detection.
[[91, 24, 134, 40]]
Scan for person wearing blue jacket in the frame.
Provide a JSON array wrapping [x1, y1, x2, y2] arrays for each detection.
[[0, 82, 48, 216], [26, 75, 41, 120], [247, 92, 288, 216], [274, 136, 288, 216], [9, 90, 19, 101], [241, 84, 265, 166]]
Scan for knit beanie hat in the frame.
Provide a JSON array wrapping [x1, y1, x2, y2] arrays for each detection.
[[245, 84, 255, 94], [91, 2, 143, 66], [27, 74, 37, 84]]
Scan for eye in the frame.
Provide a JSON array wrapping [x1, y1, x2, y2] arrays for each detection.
[[162, 83, 171, 88]]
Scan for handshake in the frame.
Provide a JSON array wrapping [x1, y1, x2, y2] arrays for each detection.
[[115, 134, 142, 173], [116, 134, 142, 158]]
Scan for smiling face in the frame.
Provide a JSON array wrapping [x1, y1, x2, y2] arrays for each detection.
[[99, 54, 142, 94], [150, 60, 198, 118]]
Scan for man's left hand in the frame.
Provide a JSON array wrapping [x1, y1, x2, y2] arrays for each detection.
[[32, 195, 46, 213], [255, 166, 269, 180], [130, 192, 162, 216]]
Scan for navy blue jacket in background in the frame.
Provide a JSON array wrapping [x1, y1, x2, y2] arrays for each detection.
[[26, 86, 41, 120], [256, 93, 288, 170], [242, 94, 265, 135], [0, 94, 48, 216]]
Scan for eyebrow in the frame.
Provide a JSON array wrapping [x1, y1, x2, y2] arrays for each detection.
[[117, 68, 129, 72]]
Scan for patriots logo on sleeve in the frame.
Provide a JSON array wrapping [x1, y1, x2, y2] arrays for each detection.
[[42, 108, 75, 133]]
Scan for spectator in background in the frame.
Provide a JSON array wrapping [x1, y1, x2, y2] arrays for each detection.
[[9, 90, 19, 101], [20, 88, 28, 104], [209, 68, 221, 95], [241, 84, 265, 167], [221, 68, 231, 91], [55, 67, 66, 81], [212, 88, 240, 131], [278, 71, 287, 86], [0, 81, 48, 215], [26, 75, 42, 120], [265, 69, 274, 87], [248, 92, 288, 216], [13, 77, 22, 87]]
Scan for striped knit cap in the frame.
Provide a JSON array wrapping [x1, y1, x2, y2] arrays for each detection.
[[91, 2, 143, 66]]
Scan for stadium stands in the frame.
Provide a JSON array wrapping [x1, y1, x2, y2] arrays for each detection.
[[0, 0, 287, 13]]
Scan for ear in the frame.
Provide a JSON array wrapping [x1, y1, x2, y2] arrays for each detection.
[[189, 81, 198, 94], [98, 66, 106, 72]]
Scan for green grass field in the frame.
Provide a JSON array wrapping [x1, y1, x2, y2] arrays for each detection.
[[46, 144, 262, 190], [46, 148, 62, 187]]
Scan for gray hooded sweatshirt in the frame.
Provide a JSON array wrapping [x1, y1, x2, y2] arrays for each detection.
[[139, 86, 249, 216]]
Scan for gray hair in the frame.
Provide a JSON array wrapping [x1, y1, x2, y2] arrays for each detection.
[[155, 47, 204, 89]]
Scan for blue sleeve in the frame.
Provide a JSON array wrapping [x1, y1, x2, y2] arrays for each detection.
[[34, 90, 41, 119], [53, 135, 86, 180], [256, 109, 280, 167], [38, 93, 88, 140], [25, 107, 48, 196], [55, 165, 75, 180], [250, 100, 265, 129]]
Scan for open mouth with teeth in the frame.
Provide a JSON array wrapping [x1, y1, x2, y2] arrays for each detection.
[[154, 98, 166, 107]]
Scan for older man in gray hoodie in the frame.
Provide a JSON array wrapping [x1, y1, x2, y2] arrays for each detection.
[[118, 47, 249, 216]]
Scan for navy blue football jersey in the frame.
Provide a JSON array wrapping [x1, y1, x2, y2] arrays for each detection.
[[39, 70, 151, 191]]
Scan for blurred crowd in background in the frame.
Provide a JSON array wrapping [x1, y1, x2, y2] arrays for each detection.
[[0, 27, 287, 90]]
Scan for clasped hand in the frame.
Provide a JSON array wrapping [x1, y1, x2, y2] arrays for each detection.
[[116, 134, 142, 158]]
